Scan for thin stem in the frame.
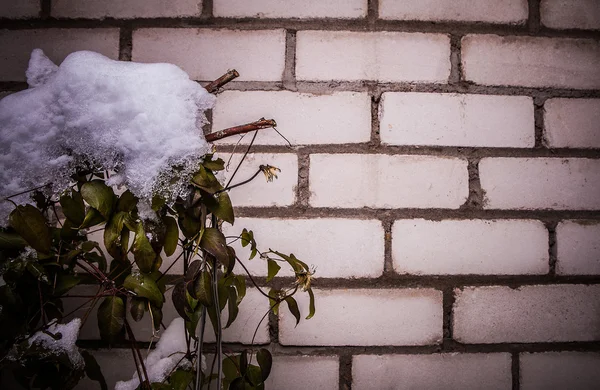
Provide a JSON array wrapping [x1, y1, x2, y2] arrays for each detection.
[[194, 305, 207, 390], [235, 256, 272, 299], [225, 131, 258, 188], [211, 216, 222, 390], [204, 69, 240, 93], [125, 319, 150, 388], [1, 183, 51, 201], [215, 168, 262, 194], [205, 119, 275, 143]]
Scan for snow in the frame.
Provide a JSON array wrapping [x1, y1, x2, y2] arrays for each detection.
[[28, 318, 84, 368], [115, 317, 199, 390], [0, 49, 216, 225]]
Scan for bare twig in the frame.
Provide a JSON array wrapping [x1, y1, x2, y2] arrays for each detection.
[[1, 183, 51, 202], [205, 118, 276, 143], [204, 69, 240, 93]]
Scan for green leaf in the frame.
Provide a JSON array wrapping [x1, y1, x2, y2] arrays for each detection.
[[59, 192, 85, 226], [9, 204, 51, 253], [124, 273, 164, 309], [239, 350, 248, 376], [202, 155, 225, 171], [256, 349, 272, 382], [151, 194, 166, 211], [234, 275, 246, 305], [150, 304, 162, 331], [79, 207, 105, 229], [240, 229, 257, 259], [177, 212, 201, 240], [80, 180, 115, 219], [130, 297, 146, 322], [285, 296, 301, 326], [116, 190, 138, 212], [185, 260, 202, 283], [132, 223, 158, 274], [306, 288, 316, 320], [0, 231, 28, 250], [191, 165, 222, 194], [163, 216, 179, 257], [53, 274, 80, 296], [97, 296, 125, 344], [81, 350, 107, 390], [224, 286, 238, 329], [168, 369, 194, 390], [193, 271, 213, 307], [270, 250, 308, 273], [203, 190, 234, 225], [200, 228, 228, 265], [266, 259, 280, 283], [171, 282, 189, 320], [104, 212, 127, 259]]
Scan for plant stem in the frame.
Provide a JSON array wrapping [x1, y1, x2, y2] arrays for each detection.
[[204, 69, 240, 93], [205, 119, 276, 143], [225, 131, 258, 188], [1, 183, 51, 201]]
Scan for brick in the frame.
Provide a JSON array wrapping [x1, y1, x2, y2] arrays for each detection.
[[0, 0, 39, 18], [379, 0, 527, 24], [279, 288, 443, 346], [212, 91, 371, 145], [221, 153, 298, 207], [309, 154, 468, 209], [462, 35, 600, 89], [224, 218, 385, 278], [541, 0, 600, 30], [453, 285, 600, 343], [392, 219, 548, 275], [380, 93, 534, 147], [353, 353, 512, 390], [52, 0, 202, 19], [520, 352, 600, 390], [75, 349, 139, 390], [479, 158, 600, 210], [214, 0, 367, 19], [544, 98, 600, 148], [0, 29, 120, 82], [266, 356, 339, 390], [556, 220, 600, 275], [132, 29, 286, 82], [296, 31, 451, 82]]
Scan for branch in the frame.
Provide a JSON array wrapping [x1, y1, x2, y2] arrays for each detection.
[[205, 118, 277, 143], [204, 69, 240, 93]]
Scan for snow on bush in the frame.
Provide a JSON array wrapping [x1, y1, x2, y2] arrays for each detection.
[[27, 318, 84, 369], [0, 49, 216, 225]]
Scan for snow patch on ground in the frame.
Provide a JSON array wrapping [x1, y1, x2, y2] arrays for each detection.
[[0, 49, 215, 225]]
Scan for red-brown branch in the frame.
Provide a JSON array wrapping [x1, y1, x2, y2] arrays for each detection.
[[205, 118, 277, 142], [203, 69, 240, 93]]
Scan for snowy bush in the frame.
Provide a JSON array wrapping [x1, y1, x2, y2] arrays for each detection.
[[0, 50, 315, 390]]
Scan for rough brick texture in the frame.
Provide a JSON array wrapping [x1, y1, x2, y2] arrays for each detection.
[[213, 91, 371, 145], [353, 353, 512, 390], [0, 0, 39, 18], [266, 356, 339, 389], [453, 285, 600, 343], [462, 35, 600, 89], [556, 220, 600, 275], [132, 29, 286, 81], [392, 219, 549, 275], [52, 0, 203, 19], [296, 31, 451, 82], [380, 93, 534, 147], [310, 154, 468, 208], [279, 289, 443, 346], [0, 29, 120, 81], [480, 158, 600, 210], [540, 0, 600, 30], [214, 0, 367, 19], [379, 0, 528, 24], [225, 218, 385, 278], [544, 98, 600, 148], [520, 352, 600, 390]]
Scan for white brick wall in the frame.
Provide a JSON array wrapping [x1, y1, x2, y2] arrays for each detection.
[[0, 0, 39, 18], [453, 285, 600, 343], [309, 154, 469, 208], [52, 0, 202, 19], [462, 35, 600, 89], [379, 0, 528, 24], [380, 93, 534, 147], [214, 0, 367, 19], [544, 98, 600, 148], [480, 158, 600, 210], [279, 289, 443, 346], [212, 91, 371, 145], [353, 353, 512, 390], [392, 219, 549, 275], [132, 29, 286, 81], [225, 218, 385, 278], [556, 221, 600, 275], [520, 352, 600, 390], [540, 0, 600, 30], [266, 356, 339, 390], [0, 29, 120, 81], [296, 31, 451, 82]]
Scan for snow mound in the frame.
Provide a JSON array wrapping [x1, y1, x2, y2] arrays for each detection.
[[0, 49, 216, 225], [28, 318, 84, 369], [115, 317, 196, 390]]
